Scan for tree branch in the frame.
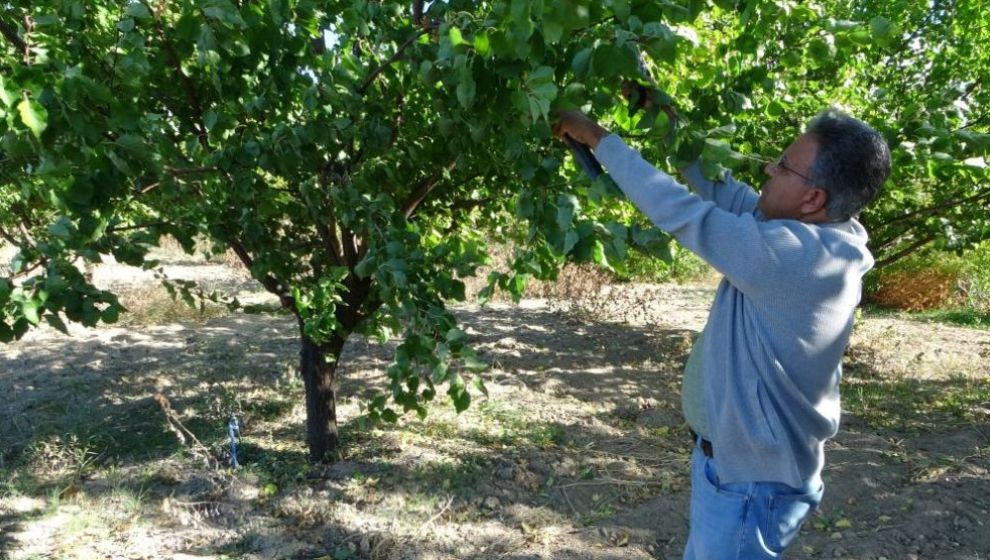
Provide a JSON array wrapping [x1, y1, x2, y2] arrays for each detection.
[[440, 196, 495, 235], [133, 167, 219, 197], [413, 0, 425, 26], [20, 16, 32, 63], [108, 221, 174, 233], [357, 30, 429, 96], [337, 276, 380, 332], [0, 16, 26, 52], [402, 159, 458, 219], [228, 239, 296, 310], [873, 188, 990, 248], [874, 233, 938, 270], [288, 178, 343, 268], [0, 224, 20, 247], [341, 227, 359, 268]]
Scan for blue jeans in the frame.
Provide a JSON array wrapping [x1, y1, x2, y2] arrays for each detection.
[[684, 443, 824, 559]]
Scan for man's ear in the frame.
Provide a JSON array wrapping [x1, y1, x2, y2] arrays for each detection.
[[801, 187, 829, 215]]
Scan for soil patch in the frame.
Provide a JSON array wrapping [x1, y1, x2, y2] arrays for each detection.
[[1, 272, 988, 559]]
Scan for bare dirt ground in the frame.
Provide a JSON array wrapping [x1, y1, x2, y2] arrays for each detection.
[[1, 261, 989, 560]]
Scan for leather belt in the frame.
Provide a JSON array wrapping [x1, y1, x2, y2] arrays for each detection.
[[689, 429, 714, 458]]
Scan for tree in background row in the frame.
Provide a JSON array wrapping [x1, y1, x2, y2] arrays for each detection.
[[1, 0, 987, 461]]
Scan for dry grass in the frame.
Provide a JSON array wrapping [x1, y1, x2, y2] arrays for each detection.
[[153, 235, 244, 268], [115, 284, 236, 326], [869, 267, 961, 311]]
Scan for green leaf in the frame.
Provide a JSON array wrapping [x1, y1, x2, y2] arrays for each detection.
[[449, 26, 465, 47], [125, 3, 152, 19], [699, 158, 724, 179], [610, 0, 631, 21], [0, 279, 11, 307], [510, 0, 531, 27], [464, 354, 488, 372], [432, 362, 450, 383], [473, 377, 489, 397], [592, 44, 638, 78], [102, 305, 121, 324], [632, 226, 672, 262], [0, 76, 15, 107], [543, 21, 564, 44], [707, 124, 737, 138], [446, 328, 468, 346], [381, 408, 399, 423], [22, 300, 41, 326], [354, 254, 376, 279], [556, 194, 579, 229], [702, 138, 732, 163], [807, 37, 836, 66], [456, 67, 476, 109], [558, 82, 587, 110], [589, 175, 623, 199], [474, 32, 490, 56], [591, 240, 611, 270], [869, 16, 899, 44], [45, 313, 70, 335], [34, 14, 59, 27], [563, 229, 580, 254], [48, 216, 74, 240], [572, 48, 593, 78], [449, 385, 471, 413], [18, 98, 48, 138], [0, 322, 15, 343]]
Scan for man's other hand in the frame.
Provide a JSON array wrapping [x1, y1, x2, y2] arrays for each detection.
[[552, 110, 611, 150]]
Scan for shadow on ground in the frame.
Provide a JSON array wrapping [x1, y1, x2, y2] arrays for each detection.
[[1, 302, 989, 559]]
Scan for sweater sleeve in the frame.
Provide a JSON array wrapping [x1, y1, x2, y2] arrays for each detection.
[[679, 161, 761, 216], [595, 134, 804, 296]]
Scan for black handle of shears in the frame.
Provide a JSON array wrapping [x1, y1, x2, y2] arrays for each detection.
[[563, 134, 604, 181]]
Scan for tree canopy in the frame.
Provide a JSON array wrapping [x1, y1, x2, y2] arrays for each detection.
[[2, 0, 987, 459]]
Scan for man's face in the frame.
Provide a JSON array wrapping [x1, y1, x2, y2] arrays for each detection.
[[757, 133, 823, 221]]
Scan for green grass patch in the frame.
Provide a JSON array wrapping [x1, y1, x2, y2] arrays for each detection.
[[409, 456, 488, 496], [908, 307, 990, 329], [470, 400, 566, 449], [843, 367, 990, 433], [861, 303, 990, 330]]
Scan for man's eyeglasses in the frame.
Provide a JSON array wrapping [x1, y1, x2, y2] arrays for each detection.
[[766, 156, 814, 184]]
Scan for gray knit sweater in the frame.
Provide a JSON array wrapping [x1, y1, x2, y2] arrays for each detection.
[[595, 135, 873, 487]]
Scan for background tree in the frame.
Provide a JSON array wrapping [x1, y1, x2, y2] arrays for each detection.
[[2, 0, 987, 462]]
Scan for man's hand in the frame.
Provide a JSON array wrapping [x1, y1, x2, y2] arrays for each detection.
[[552, 110, 611, 150]]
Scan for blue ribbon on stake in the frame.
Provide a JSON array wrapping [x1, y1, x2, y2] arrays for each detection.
[[227, 414, 240, 468]]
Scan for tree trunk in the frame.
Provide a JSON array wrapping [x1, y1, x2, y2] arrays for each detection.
[[299, 331, 346, 462]]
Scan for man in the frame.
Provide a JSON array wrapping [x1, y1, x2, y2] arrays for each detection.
[[553, 108, 891, 559]]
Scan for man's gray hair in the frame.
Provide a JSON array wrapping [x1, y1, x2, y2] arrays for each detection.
[[806, 108, 891, 222]]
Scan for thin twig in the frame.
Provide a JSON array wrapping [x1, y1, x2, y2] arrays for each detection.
[[154, 393, 217, 468], [558, 486, 580, 518], [402, 159, 457, 219], [874, 233, 938, 270], [108, 221, 173, 233], [417, 495, 454, 535], [0, 16, 26, 52], [21, 15, 32, 63], [357, 30, 429, 95], [878, 188, 990, 230], [559, 477, 660, 489]]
